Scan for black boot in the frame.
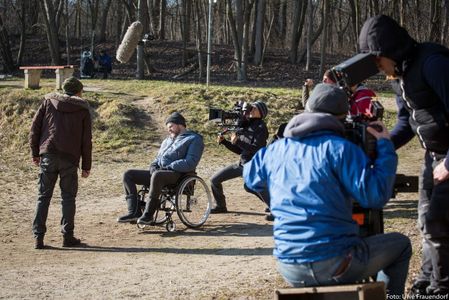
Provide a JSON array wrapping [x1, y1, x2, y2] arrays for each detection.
[[137, 198, 159, 225], [63, 236, 82, 247], [34, 236, 44, 249], [117, 195, 142, 223]]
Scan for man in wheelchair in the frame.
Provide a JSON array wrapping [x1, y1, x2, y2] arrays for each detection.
[[117, 112, 204, 225]]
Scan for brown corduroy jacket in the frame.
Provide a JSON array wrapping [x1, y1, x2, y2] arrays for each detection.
[[29, 92, 92, 171]]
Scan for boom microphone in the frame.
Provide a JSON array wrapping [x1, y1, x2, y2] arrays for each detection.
[[116, 21, 143, 63]]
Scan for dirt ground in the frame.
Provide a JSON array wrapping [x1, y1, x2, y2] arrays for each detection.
[[0, 87, 424, 299]]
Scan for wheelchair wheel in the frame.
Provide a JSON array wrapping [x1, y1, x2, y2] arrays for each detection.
[[153, 195, 175, 225], [175, 176, 211, 228]]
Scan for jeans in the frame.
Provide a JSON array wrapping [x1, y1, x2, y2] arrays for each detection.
[[123, 169, 182, 200], [32, 154, 78, 238], [415, 151, 449, 294], [277, 232, 412, 297]]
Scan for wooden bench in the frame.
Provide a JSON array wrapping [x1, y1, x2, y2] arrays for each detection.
[[19, 65, 75, 89]]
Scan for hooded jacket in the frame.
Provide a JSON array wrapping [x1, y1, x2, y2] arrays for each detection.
[[152, 130, 204, 173], [29, 93, 92, 170], [243, 112, 397, 263], [359, 15, 449, 164]]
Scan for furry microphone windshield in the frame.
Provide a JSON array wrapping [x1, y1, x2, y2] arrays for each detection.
[[116, 21, 143, 63]]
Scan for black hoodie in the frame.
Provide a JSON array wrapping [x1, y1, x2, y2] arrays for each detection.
[[359, 15, 416, 68]]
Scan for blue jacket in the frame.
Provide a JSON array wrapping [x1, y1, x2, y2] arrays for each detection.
[[243, 112, 398, 263], [153, 130, 204, 173]]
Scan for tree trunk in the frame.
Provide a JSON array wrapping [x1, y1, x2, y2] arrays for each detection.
[[98, 0, 113, 42], [429, 0, 442, 42], [181, 0, 192, 67], [159, 0, 166, 39], [14, 0, 27, 66], [194, 0, 203, 79], [319, 0, 329, 77], [253, 0, 265, 65], [0, 13, 15, 72], [305, 0, 313, 70], [40, 0, 61, 65], [289, 0, 307, 63]]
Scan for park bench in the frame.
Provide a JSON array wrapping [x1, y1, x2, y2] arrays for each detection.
[[19, 65, 74, 89]]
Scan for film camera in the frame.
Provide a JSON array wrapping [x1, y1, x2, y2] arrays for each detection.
[[208, 101, 251, 133], [331, 53, 418, 237]]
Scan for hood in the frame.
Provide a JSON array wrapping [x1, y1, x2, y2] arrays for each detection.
[[45, 92, 90, 113], [359, 15, 416, 64], [283, 112, 345, 138]]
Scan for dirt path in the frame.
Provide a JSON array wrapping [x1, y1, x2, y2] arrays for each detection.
[[0, 93, 423, 299]]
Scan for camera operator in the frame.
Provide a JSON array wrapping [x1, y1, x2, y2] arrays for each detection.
[[244, 84, 412, 297], [359, 15, 449, 297], [302, 70, 376, 117], [210, 101, 270, 217]]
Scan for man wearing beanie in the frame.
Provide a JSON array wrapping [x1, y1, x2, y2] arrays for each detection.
[[243, 83, 411, 297], [210, 100, 270, 219], [30, 76, 92, 249], [117, 112, 204, 225], [359, 15, 449, 297]]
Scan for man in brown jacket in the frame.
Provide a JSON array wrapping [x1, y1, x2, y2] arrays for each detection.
[[30, 77, 92, 249]]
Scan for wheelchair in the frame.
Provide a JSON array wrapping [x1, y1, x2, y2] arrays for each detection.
[[136, 173, 212, 232]]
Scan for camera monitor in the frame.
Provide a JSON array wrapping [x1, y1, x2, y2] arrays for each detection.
[[332, 53, 379, 88]]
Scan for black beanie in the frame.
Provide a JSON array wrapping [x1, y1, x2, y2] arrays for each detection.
[[165, 112, 186, 126], [252, 101, 268, 118]]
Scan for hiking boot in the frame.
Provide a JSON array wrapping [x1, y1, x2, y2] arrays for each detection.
[[137, 213, 154, 225], [63, 236, 82, 247], [265, 213, 275, 221], [210, 206, 228, 214], [35, 236, 44, 249]]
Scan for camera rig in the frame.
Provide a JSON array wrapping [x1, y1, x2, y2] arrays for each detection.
[[329, 53, 418, 237], [208, 101, 251, 134]]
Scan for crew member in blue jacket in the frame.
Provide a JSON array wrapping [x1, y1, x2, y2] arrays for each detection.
[[359, 15, 449, 296], [117, 112, 204, 225], [243, 84, 411, 297]]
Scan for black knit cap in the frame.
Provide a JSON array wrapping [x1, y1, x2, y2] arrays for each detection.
[[63, 77, 83, 95], [252, 101, 268, 118], [165, 112, 186, 126]]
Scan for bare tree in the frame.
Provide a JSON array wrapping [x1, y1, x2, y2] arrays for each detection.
[[289, 0, 307, 63], [0, 13, 15, 72], [40, 0, 62, 65], [253, 0, 265, 65], [98, 0, 113, 42]]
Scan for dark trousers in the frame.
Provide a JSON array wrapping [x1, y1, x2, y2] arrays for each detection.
[[32, 154, 78, 238], [123, 169, 182, 201], [415, 151, 449, 293], [210, 163, 270, 208]]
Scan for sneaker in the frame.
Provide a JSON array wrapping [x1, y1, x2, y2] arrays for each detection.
[[63, 236, 82, 247], [137, 213, 154, 225], [35, 236, 44, 249], [210, 206, 228, 214], [265, 213, 275, 221]]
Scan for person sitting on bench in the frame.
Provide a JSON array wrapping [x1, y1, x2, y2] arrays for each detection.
[[243, 84, 412, 297], [117, 112, 204, 225]]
